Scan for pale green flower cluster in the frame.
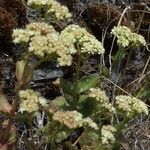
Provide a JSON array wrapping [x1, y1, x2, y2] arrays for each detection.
[[26, 22, 56, 35], [83, 117, 99, 130], [115, 95, 149, 116], [101, 103, 116, 113], [53, 110, 99, 130], [27, 0, 72, 21], [12, 23, 105, 66], [12, 22, 55, 44], [89, 88, 109, 103], [12, 29, 37, 44], [27, 0, 46, 6], [57, 53, 72, 66], [88, 88, 148, 117], [18, 89, 47, 113], [101, 125, 116, 146], [28, 32, 61, 57], [89, 88, 116, 113], [60, 25, 105, 55], [46, 0, 72, 21], [111, 26, 146, 47], [12, 22, 73, 66]]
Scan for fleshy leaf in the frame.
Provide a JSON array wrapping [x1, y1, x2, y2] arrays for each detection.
[[60, 78, 76, 105], [52, 96, 68, 107], [16, 60, 33, 86], [0, 94, 12, 113], [16, 60, 26, 82], [77, 96, 97, 116], [60, 78, 74, 96], [78, 75, 100, 93]]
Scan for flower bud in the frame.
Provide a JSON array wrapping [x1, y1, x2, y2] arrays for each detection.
[[16, 60, 26, 82], [16, 60, 33, 86], [0, 94, 12, 113]]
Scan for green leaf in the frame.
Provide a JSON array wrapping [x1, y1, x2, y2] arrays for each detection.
[[60, 75, 100, 108], [77, 96, 97, 116], [78, 74, 100, 93], [60, 78, 76, 106], [60, 78, 74, 96], [112, 46, 126, 62], [52, 96, 68, 107], [88, 131, 99, 140], [22, 64, 33, 85]]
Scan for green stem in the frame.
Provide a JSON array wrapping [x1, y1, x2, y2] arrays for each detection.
[[113, 117, 130, 150], [73, 43, 81, 104]]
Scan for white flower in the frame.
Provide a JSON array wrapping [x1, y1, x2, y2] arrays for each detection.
[[89, 88, 109, 103], [84, 117, 99, 130], [26, 22, 56, 35], [46, 0, 72, 21], [53, 110, 83, 129], [101, 125, 116, 146], [28, 35, 49, 57], [115, 95, 149, 116], [18, 89, 47, 113], [12, 29, 36, 44], [60, 25, 105, 55], [115, 95, 132, 113], [101, 103, 116, 113], [57, 54, 73, 66], [27, 0, 46, 6], [111, 26, 146, 47], [39, 97, 47, 106], [132, 97, 149, 115], [27, 0, 72, 21], [53, 110, 98, 130]]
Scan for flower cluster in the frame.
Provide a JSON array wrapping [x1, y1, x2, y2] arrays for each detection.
[[46, 0, 72, 21], [60, 25, 105, 55], [101, 125, 116, 146], [89, 88, 116, 113], [27, 0, 71, 21], [18, 89, 47, 113], [115, 95, 148, 116], [26, 22, 56, 35], [111, 26, 146, 47], [89, 88, 109, 103], [27, 0, 46, 7], [28, 32, 62, 57], [57, 53, 72, 66], [12, 22, 56, 44], [12, 23, 105, 66], [53, 110, 98, 130], [83, 117, 99, 130], [12, 22, 73, 66], [12, 29, 36, 44]]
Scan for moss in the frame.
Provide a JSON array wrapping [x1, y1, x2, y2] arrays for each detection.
[[86, 3, 131, 31], [0, 0, 28, 42]]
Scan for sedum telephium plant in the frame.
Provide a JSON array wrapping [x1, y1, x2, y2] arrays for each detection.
[[111, 26, 146, 63], [0, 0, 149, 150], [111, 26, 146, 48]]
